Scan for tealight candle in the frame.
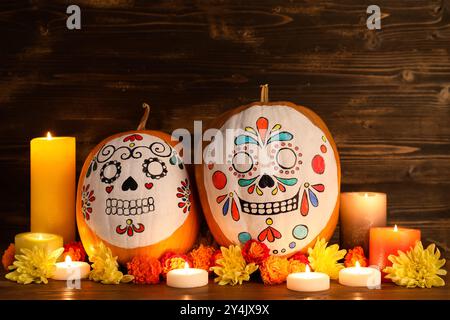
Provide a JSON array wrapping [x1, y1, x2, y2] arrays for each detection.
[[286, 265, 330, 292], [369, 225, 420, 281], [15, 232, 63, 255], [52, 255, 90, 281], [31, 132, 76, 243], [339, 261, 381, 288], [166, 263, 208, 288], [340, 192, 386, 253]]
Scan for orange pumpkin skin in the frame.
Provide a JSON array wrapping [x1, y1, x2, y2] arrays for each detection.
[[195, 101, 340, 257], [77, 130, 199, 265]]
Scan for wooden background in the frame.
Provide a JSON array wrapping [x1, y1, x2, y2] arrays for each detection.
[[0, 0, 449, 256]]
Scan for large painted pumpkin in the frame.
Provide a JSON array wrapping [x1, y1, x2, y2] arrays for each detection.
[[196, 86, 340, 256], [77, 104, 199, 264]]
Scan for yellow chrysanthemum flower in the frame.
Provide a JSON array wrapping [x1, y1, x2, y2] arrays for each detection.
[[210, 245, 258, 286], [384, 241, 447, 288], [308, 238, 346, 280], [88, 242, 133, 285], [5, 246, 64, 284]]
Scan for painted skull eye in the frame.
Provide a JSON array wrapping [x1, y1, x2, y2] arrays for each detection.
[[232, 152, 254, 174], [142, 157, 168, 179], [100, 160, 122, 184], [276, 148, 297, 170]]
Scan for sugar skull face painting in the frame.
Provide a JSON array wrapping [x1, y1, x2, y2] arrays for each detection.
[[77, 130, 199, 263], [197, 103, 340, 256]]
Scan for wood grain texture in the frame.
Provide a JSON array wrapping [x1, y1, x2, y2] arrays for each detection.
[[0, 268, 448, 300], [0, 1, 449, 257]]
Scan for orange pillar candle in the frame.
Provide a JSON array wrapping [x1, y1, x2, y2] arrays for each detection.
[[30, 132, 76, 243], [369, 225, 421, 281]]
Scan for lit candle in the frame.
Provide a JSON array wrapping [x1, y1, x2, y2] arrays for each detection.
[[31, 132, 76, 243], [286, 265, 330, 292], [166, 262, 208, 288], [369, 225, 421, 281], [338, 261, 381, 287], [52, 255, 90, 281], [340, 192, 386, 252], [15, 232, 63, 255]]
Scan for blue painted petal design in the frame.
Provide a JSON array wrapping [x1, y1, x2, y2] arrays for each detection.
[[308, 189, 319, 207], [222, 198, 230, 216], [275, 176, 298, 186], [267, 132, 293, 144], [238, 176, 258, 187], [235, 135, 259, 146]]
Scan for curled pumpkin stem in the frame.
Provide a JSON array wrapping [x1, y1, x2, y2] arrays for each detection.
[[137, 103, 151, 130]]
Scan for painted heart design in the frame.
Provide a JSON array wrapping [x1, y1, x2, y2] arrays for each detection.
[[106, 186, 114, 193], [145, 183, 153, 190]]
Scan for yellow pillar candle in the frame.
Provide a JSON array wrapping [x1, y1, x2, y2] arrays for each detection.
[[15, 232, 63, 255], [30, 133, 76, 243]]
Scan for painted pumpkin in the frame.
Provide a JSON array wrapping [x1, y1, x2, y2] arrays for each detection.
[[77, 104, 199, 264], [196, 86, 340, 256]]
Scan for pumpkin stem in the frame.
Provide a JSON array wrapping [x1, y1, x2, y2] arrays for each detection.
[[260, 84, 269, 103], [137, 103, 151, 130]]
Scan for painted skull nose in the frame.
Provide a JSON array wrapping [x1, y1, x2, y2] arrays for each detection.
[[122, 176, 138, 191], [259, 174, 275, 189]]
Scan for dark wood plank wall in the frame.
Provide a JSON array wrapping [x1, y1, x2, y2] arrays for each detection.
[[0, 0, 449, 254]]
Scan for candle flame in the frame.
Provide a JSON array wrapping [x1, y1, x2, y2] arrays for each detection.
[[364, 192, 368, 198], [305, 265, 311, 273], [37, 234, 43, 240], [184, 262, 190, 269], [394, 224, 398, 232], [46, 132, 52, 140], [65, 255, 72, 265], [355, 261, 361, 269]]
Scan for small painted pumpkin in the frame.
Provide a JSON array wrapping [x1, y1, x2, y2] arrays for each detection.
[[196, 85, 340, 256], [77, 104, 199, 264]]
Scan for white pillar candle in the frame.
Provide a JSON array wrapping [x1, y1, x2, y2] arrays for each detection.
[[166, 263, 208, 288], [52, 256, 90, 281], [340, 192, 386, 252], [338, 261, 381, 288], [286, 265, 330, 292]]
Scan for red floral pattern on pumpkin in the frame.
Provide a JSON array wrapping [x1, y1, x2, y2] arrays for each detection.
[[257, 226, 282, 243], [123, 134, 143, 142], [176, 179, 192, 214], [81, 184, 95, 220]]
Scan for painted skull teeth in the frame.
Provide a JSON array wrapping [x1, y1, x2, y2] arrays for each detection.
[[239, 190, 299, 215], [105, 197, 155, 216]]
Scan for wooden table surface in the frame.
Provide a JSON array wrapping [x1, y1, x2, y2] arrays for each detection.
[[0, 270, 448, 300]]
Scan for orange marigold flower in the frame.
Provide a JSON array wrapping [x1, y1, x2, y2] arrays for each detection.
[[210, 249, 224, 268], [242, 240, 270, 265], [260, 256, 290, 285], [2, 243, 15, 271], [160, 251, 191, 277], [289, 252, 309, 265], [288, 259, 307, 273], [344, 246, 369, 267], [188, 244, 215, 272], [62, 241, 87, 262], [127, 255, 162, 284]]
